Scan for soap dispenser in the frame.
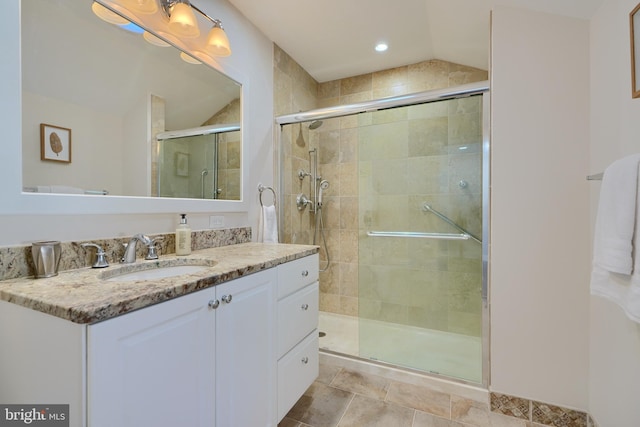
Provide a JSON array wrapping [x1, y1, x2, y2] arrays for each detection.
[[175, 214, 192, 256]]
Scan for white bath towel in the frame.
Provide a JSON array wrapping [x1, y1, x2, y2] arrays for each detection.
[[258, 205, 278, 243], [591, 153, 640, 322]]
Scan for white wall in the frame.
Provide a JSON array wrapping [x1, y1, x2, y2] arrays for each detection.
[[22, 91, 125, 195], [0, 0, 273, 245], [589, 0, 640, 425], [490, 7, 591, 409]]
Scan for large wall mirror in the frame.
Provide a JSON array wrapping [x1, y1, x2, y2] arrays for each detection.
[[21, 0, 242, 200]]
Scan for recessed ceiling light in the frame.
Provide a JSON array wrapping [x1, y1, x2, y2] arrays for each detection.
[[375, 43, 388, 52]]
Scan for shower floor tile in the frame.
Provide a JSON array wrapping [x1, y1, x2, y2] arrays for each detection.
[[318, 311, 482, 383]]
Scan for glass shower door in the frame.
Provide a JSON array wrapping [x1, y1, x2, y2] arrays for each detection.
[[357, 95, 485, 383]]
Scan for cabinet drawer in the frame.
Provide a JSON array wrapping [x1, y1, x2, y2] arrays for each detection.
[[277, 283, 318, 358], [277, 330, 319, 422], [277, 254, 319, 299]]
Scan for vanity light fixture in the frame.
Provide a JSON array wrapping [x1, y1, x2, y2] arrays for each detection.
[[92, 2, 129, 25], [206, 20, 231, 57], [161, 0, 200, 38], [120, 0, 158, 14], [160, 0, 231, 55], [94, 0, 232, 58]]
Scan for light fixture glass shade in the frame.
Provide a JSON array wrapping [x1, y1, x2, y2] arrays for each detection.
[[120, 0, 158, 14], [206, 25, 231, 57], [91, 2, 129, 25], [143, 31, 170, 47], [169, 2, 200, 38], [180, 51, 201, 64]]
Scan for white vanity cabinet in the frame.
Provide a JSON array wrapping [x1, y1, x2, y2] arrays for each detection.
[[276, 254, 320, 421], [88, 268, 277, 427], [0, 251, 319, 427]]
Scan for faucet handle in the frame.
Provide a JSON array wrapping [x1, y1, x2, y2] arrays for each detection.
[[145, 236, 164, 260], [81, 243, 109, 268]]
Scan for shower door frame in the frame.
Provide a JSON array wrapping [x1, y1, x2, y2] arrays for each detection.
[[275, 80, 491, 387]]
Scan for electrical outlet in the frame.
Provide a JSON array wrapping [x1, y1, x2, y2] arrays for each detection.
[[209, 215, 225, 228]]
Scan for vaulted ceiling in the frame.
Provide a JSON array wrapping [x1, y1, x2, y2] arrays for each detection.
[[227, 0, 605, 82]]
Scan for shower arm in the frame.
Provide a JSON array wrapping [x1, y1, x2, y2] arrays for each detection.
[[422, 203, 482, 244]]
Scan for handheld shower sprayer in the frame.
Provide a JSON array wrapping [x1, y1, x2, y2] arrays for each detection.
[[317, 180, 329, 208]]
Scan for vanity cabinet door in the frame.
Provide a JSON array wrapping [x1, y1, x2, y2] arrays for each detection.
[[215, 268, 277, 427], [87, 287, 216, 427]]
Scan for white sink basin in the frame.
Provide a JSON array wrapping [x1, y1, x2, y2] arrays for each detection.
[[101, 260, 216, 283], [105, 265, 208, 282]]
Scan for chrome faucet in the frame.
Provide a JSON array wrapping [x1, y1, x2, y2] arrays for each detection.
[[121, 234, 152, 264]]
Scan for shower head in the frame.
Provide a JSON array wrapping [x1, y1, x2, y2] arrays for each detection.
[[317, 180, 330, 206], [308, 120, 323, 130]]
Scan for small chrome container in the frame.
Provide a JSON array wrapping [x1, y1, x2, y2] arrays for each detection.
[[32, 241, 62, 278]]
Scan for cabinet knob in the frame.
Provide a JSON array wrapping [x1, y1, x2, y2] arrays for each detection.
[[208, 299, 220, 309], [301, 303, 309, 311], [301, 270, 309, 277], [221, 294, 233, 304], [301, 357, 309, 364]]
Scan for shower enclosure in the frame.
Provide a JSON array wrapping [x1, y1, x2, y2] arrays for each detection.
[[277, 81, 490, 385], [156, 124, 240, 199]]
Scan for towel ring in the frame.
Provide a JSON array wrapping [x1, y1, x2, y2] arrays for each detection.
[[258, 184, 277, 207]]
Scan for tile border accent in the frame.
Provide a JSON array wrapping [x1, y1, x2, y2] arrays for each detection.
[[0, 227, 251, 281], [490, 392, 595, 427]]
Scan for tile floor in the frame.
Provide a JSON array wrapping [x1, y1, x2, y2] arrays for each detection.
[[279, 355, 555, 427]]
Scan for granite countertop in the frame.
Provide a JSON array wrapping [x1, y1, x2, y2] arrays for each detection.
[[0, 243, 318, 325]]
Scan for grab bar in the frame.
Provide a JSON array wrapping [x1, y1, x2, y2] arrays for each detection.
[[422, 203, 482, 244], [367, 231, 471, 240]]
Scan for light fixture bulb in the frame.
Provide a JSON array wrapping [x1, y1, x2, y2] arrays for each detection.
[[91, 2, 129, 25], [120, 0, 158, 14], [143, 31, 170, 47], [169, 2, 200, 38], [206, 24, 231, 57], [180, 51, 201, 64]]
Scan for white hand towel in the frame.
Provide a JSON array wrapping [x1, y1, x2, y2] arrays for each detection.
[[593, 154, 640, 274], [258, 205, 278, 243], [591, 153, 640, 322]]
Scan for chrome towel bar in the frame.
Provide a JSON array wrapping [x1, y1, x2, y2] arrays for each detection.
[[422, 203, 482, 244], [366, 231, 471, 240]]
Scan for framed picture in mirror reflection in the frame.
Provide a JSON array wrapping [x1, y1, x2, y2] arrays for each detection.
[[175, 152, 189, 177], [40, 123, 72, 163], [631, 2, 640, 98]]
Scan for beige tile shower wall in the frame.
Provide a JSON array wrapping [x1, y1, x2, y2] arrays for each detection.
[[274, 47, 488, 325], [273, 44, 321, 252], [357, 96, 484, 336]]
